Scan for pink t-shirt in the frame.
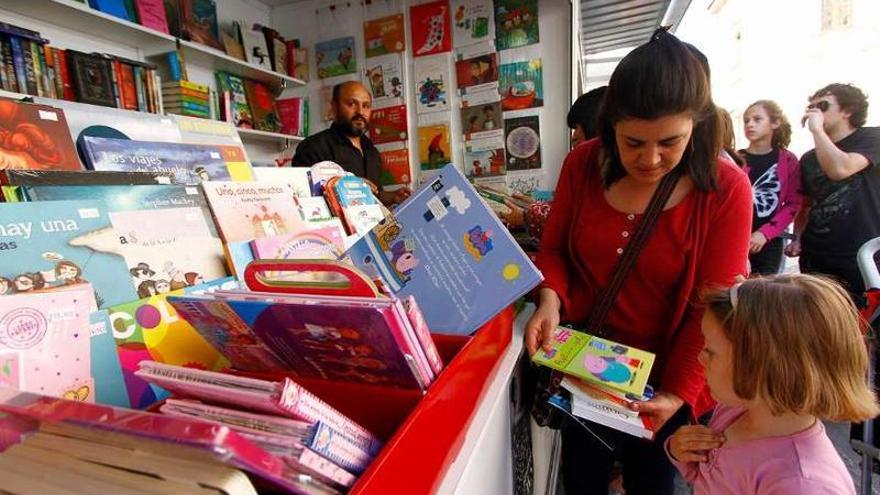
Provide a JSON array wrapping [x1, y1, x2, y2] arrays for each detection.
[[667, 404, 856, 494]]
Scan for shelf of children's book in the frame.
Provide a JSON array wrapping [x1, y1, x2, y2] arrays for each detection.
[[237, 127, 305, 145], [0, 0, 177, 56], [174, 39, 306, 90]]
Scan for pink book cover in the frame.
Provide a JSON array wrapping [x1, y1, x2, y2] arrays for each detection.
[[0, 286, 94, 402], [0, 388, 340, 495], [134, 361, 380, 448], [402, 296, 444, 375], [135, 0, 170, 34], [276, 97, 302, 136], [250, 225, 346, 261], [202, 181, 308, 243], [307, 421, 372, 473]]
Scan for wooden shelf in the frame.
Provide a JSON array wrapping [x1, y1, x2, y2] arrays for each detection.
[[237, 128, 305, 143]]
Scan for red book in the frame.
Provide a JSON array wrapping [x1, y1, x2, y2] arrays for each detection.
[[55, 48, 75, 101], [118, 62, 138, 110], [368, 104, 408, 145], [276, 96, 301, 136]]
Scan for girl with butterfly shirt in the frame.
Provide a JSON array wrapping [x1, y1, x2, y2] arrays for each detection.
[[739, 100, 803, 275]]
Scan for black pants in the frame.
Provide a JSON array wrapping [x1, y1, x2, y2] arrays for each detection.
[[749, 236, 784, 275], [560, 405, 690, 495], [799, 250, 866, 308]]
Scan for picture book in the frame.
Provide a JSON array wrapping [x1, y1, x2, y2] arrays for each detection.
[[347, 163, 542, 334], [561, 376, 655, 415], [239, 21, 272, 71], [367, 104, 408, 145], [0, 200, 137, 308], [499, 58, 543, 110], [134, 0, 170, 34], [494, 0, 539, 51], [504, 115, 542, 170], [363, 14, 406, 58], [308, 161, 348, 196], [242, 79, 280, 132], [66, 50, 116, 108], [276, 97, 306, 136], [377, 145, 411, 186], [215, 72, 254, 129], [362, 53, 404, 108], [547, 392, 654, 440], [81, 136, 233, 184], [214, 144, 255, 181], [455, 49, 499, 94], [401, 296, 444, 375], [88, 310, 130, 408], [411, 0, 452, 57], [452, 0, 495, 48], [306, 421, 373, 474], [464, 137, 506, 177], [414, 54, 450, 113], [315, 37, 357, 79], [180, 0, 224, 51], [2, 169, 175, 186], [0, 286, 93, 401], [0, 98, 81, 171], [202, 180, 307, 243], [532, 328, 655, 397], [252, 166, 311, 198], [287, 41, 309, 81], [325, 176, 385, 237], [296, 198, 336, 224], [250, 226, 346, 263], [417, 124, 452, 172], [461, 100, 503, 140]]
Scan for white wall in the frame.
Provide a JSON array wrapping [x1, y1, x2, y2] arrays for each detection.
[[272, 0, 572, 191]]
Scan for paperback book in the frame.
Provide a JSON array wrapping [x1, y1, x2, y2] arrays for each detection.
[[0, 98, 81, 172]]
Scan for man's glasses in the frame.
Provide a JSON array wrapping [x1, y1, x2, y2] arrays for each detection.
[[807, 100, 831, 112]]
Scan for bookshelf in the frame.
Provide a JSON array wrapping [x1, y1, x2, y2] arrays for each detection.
[[0, 0, 306, 89], [237, 128, 305, 146]]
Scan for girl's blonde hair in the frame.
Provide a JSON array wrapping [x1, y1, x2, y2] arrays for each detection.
[[704, 273, 879, 422]]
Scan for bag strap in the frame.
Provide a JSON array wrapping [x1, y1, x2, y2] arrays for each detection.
[[585, 167, 682, 335]]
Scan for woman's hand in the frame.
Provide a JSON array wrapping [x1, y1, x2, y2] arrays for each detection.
[[525, 288, 561, 355], [631, 391, 685, 432], [668, 425, 725, 463], [748, 231, 767, 254]]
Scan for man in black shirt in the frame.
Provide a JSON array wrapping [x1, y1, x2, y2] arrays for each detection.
[[292, 81, 411, 206], [787, 83, 880, 304]]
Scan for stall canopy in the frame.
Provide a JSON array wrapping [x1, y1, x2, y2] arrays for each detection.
[[580, 0, 692, 54]]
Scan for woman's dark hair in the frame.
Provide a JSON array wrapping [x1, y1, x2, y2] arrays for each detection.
[[567, 86, 607, 140], [598, 28, 721, 191], [717, 107, 744, 166]]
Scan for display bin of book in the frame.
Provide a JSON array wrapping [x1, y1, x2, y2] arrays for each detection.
[[242, 306, 514, 494]]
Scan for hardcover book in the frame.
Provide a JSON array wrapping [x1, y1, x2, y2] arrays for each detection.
[[180, 0, 224, 51], [324, 175, 385, 237], [250, 226, 346, 263], [215, 72, 254, 129], [347, 163, 542, 334], [0, 98, 81, 171], [410, 0, 452, 57], [0, 200, 137, 308], [88, 310, 130, 408], [2, 170, 175, 186], [201, 180, 307, 243], [455, 49, 499, 94], [252, 166, 311, 198], [66, 50, 116, 107], [135, 0, 171, 34], [362, 54, 404, 108], [363, 14, 406, 58], [377, 145, 411, 187], [242, 80, 280, 132], [452, 0, 495, 48], [315, 37, 357, 79], [494, 0, 539, 50], [532, 328, 656, 398], [367, 104, 408, 145], [504, 114, 541, 170]]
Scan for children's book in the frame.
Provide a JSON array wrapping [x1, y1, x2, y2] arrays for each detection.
[[81, 136, 234, 185], [363, 14, 406, 58], [89, 310, 130, 408], [362, 54, 404, 108], [410, 1, 451, 57], [324, 176, 385, 237], [252, 166, 311, 198], [2, 169, 175, 186], [548, 392, 654, 440], [201, 180, 308, 243], [0, 286, 93, 401], [215, 71, 254, 129], [532, 328, 655, 398], [250, 226, 347, 262], [0, 200, 137, 308], [452, 0, 495, 48], [242, 79, 280, 132], [308, 161, 347, 196], [367, 104, 408, 145], [0, 97, 82, 171], [314, 37, 357, 79], [347, 163, 542, 335]]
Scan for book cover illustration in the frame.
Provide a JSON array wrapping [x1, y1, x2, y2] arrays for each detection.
[[202, 180, 307, 243], [315, 37, 357, 79], [532, 328, 655, 398], [499, 58, 543, 110], [0, 286, 93, 401], [327, 176, 385, 237], [455, 50, 498, 94], [461, 100, 503, 140], [347, 163, 542, 334], [0, 98, 81, 171], [215, 72, 254, 129], [494, 0, 539, 51], [363, 14, 406, 58], [377, 145, 411, 186], [417, 124, 452, 172], [411, 0, 452, 57], [240, 21, 273, 71], [222, 297, 424, 389], [276, 97, 306, 136], [452, 0, 495, 48], [362, 53, 404, 108], [81, 136, 233, 185], [252, 166, 311, 198], [504, 115, 541, 171], [250, 226, 346, 263], [215, 144, 254, 182], [109, 280, 235, 409], [66, 50, 116, 107], [242, 80, 280, 133], [180, 0, 224, 51], [88, 310, 130, 408], [367, 104, 408, 145], [414, 54, 450, 114], [0, 200, 137, 308], [290, 44, 309, 81], [464, 138, 506, 178]]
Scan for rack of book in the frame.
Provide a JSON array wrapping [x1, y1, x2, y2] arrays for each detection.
[[0, 93, 543, 493]]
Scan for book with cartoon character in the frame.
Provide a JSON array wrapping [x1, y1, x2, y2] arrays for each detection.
[[532, 327, 655, 398], [346, 163, 542, 335], [0, 200, 137, 308]]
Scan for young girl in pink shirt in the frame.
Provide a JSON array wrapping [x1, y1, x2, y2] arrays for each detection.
[[667, 274, 878, 494]]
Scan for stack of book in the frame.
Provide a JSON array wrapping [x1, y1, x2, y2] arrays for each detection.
[[532, 328, 657, 439], [162, 79, 212, 119]]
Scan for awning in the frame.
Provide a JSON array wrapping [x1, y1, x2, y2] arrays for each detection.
[[580, 0, 693, 55]]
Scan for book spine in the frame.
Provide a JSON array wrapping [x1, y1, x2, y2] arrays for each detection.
[[1, 37, 15, 93], [145, 68, 155, 113], [403, 296, 444, 375], [18, 38, 37, 95], [133, 65, 146, 111], [111, 59, 124, 109], [29, 41, 42, 96], [166, 51, 181, 81], [298, 447, 356, 488], [43, 45, 56, 99], [8, 37, 26, 94], [154, 72, 163, 115], [0, 38, 7, 92], [305, 422, 373, 474], [387, 302, 433, 387], [165, 79, 208, 93], [35, 41, 49, 98], [56, 49, 74, 100]]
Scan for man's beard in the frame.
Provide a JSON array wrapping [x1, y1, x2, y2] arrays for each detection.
[[339, 115, 368, 137]]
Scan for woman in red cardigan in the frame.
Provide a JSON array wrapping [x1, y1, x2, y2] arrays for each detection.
[[525, 30, 752, 494]]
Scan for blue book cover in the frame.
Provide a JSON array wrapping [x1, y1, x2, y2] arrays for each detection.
[[89, 310, 131, 408], [88, 0, 133, 22], [0, 200, 138, 308], [81, 136, 232, 185], [22, 184, 219, 237], [347, 163, 543, 335]]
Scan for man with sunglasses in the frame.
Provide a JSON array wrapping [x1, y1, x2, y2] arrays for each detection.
[[787, 83, 880, 306]]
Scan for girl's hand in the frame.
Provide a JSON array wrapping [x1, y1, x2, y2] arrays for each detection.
[[749, 231, 767, 254], [525, 289, 561, 356], [668, 425, 726, 463], [631, 391, 685, 432]]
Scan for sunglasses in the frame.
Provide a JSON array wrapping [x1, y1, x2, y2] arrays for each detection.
[[807, 100, 831, 112]]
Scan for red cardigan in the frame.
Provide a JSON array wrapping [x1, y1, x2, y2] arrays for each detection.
[[537, 140, 752, 416]]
